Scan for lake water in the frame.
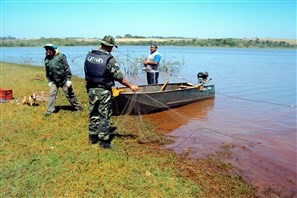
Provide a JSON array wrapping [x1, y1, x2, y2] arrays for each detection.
[[1, 46, 296, 196]]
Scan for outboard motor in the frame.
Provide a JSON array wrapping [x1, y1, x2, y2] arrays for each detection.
[[197, 71, 208, 84]]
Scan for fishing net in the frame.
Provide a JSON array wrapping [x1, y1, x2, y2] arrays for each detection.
[[112, 93, 166, 144]]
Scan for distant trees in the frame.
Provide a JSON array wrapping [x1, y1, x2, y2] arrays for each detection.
[[123, 34, 145, 39], [1, 36, 16, 40], [147, 38, 296, 48], [0, 37, 99, 47], [0, 36, 295, 49]]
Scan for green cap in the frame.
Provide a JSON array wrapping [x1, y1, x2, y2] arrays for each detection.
[[100, 35, 118, 48], [44, 43, 57, 49]]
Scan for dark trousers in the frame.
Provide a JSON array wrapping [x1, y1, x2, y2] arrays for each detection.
[[147, 72, 159, 84]]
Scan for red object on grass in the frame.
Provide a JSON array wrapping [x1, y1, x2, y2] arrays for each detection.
[[0, 88, 13, 100]]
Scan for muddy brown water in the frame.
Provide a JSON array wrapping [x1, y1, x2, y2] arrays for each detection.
[[143, 98, 297, 197]]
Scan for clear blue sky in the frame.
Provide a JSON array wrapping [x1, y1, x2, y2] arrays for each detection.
[[1, 0, 296, 39]]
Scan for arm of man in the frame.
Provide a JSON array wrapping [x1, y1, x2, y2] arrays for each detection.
[[61, 54, 72, 80], [153, 54, 161, 64], [144, 54, 161, 65], [108, 58, 139, 91], [144, 60, 158, 65], [44, 59, 52, 84], [45, 67, 50, 82], [118, 78, 139, 91]]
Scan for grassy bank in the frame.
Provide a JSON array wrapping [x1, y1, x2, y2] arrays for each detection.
[[0, 62, 255, 197]]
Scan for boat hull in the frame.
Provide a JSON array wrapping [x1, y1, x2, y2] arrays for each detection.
[[113, 82, 215, 115]]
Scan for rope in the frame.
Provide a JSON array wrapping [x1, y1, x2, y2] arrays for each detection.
[[165, 126, 261, 150], [115, 49, 196, 86], [114, 49, 142, 62], [69, 49, 295, 109], [113, 90, 262, 146], [200, 127, 261, 144], [217, 92, 296, 108], [114, 50, 296, 108], [107, 50, 296, 151]]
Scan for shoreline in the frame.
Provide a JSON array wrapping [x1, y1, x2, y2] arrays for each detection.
[[143, 100, 297, 197], [2, 37, 296, 48], [115, 37, 297, 45], [19, 37, 296, 45], [1, 62, 257, 197], [74, 38, 297, 45], [1, 62, 294, 196], [72, 37, 297, 45]]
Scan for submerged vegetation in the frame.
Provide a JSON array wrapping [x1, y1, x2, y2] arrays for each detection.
[[1, 35, 296, 48], [0, 62, 256, 197]]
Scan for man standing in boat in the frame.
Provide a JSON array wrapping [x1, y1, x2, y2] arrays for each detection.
[[143, 44, 161, 84], [84, 35, 139, 149]]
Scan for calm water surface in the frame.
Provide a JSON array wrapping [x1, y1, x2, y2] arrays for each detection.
[[1, 46, 296, 196]]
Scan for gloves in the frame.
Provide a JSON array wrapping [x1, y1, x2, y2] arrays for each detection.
[[48, 82, 54, 87], [66, 80, 72, 87]]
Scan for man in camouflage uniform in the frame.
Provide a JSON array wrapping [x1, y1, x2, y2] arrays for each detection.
[[84, 35, 139, 149]]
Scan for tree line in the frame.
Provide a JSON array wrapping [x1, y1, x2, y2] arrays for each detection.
[[0, 36, 295, 49]]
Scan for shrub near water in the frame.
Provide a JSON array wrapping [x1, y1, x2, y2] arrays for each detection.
[[0, 62, 255, 197]]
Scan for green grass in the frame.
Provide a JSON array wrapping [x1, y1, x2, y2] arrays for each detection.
[[0, 62, 255, 197]]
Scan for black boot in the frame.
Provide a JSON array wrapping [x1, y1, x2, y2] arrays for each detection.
[[99, 140, 112, 149], [89, 134, 99, 144], [74, 105, 83, 111]]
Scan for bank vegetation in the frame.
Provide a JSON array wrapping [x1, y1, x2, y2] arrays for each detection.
[[1, 35, 296, 48]]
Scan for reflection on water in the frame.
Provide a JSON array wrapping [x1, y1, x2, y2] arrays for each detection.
[[143, 98, 215, 134]]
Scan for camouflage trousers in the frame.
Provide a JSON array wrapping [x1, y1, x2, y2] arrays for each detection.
[[87, 87, 112, 141]]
